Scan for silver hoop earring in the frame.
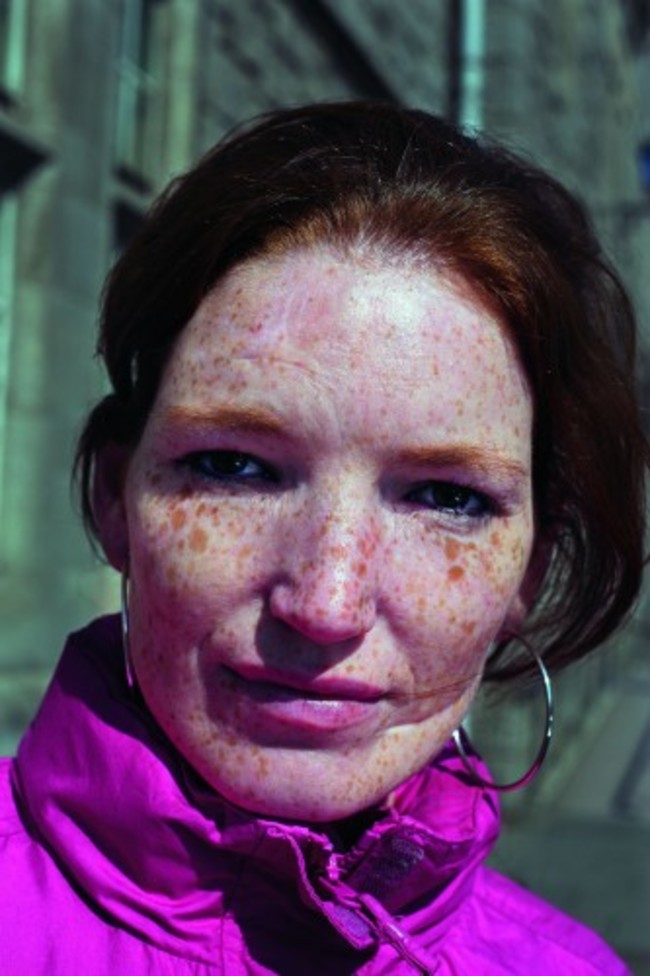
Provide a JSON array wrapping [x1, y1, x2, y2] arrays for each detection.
[[452, 638, 554, 792], [121, 571, 135, 690]]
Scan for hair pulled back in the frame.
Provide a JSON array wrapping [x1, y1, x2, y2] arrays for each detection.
[[75, 100, 648, 680]]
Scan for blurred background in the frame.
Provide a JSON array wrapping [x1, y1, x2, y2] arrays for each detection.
[[1, 0, 649, 969]]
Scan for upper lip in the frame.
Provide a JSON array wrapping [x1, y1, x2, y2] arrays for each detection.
[[224, 664, 386, 701]]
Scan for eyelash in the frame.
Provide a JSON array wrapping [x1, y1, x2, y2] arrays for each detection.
[[404, 482, 494, 520], [179, 450, 494, 521], [180, 450, 280, 484]]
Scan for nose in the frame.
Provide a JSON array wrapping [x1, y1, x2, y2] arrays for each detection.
[[269, 503, 380, 645]]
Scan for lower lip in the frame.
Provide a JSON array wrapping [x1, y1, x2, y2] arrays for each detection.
[[226, 671, 383, 731]]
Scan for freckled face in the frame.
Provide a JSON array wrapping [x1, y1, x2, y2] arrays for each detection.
[[114, 248, 534, 821]]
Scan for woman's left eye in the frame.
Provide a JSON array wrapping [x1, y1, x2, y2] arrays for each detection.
[[179, 450, 278, 484], [405, 481, 493, 518]]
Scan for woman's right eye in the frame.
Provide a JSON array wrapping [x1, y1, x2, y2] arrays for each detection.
[[179, 450, 278, 484]]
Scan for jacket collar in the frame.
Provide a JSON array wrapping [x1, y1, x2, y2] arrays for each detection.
[[14, 616, 500, 960]]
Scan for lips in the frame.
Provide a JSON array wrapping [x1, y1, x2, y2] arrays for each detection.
[[222, 664, 386, 732], [225, 664, 384, 700]]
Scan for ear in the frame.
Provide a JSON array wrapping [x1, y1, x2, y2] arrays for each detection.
[[499, 535, 553, 637], [92, 442, 132, 572]]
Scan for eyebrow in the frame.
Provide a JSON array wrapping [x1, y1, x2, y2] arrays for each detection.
[[393, 445, 529, 483], [161, 405, 290, 438], [161, 406, 528, 481]]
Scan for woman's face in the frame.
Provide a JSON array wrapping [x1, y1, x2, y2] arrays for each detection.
[[99, 247, 535, 821]]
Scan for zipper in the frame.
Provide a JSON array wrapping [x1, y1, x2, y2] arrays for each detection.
[[318, 877, 439, 974], [356, 892, 440, 975]]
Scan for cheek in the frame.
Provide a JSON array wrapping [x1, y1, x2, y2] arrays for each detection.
[[389, 523, 531, 664], [128, 492, 272, 618]]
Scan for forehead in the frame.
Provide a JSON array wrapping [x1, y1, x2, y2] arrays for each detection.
[[156, 247, 531, 450], [175, 250, 523, 376]]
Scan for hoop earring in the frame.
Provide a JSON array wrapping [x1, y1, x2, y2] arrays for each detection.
[[452, 637, 554, 793], [121, 571, 135, 690]]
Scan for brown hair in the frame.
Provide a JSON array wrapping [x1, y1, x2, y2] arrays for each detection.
[[75, 100, 648, 679]]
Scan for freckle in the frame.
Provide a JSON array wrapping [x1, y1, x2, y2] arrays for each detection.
[[359, 535, 376, 558], [444, 538, 460, 561], [189, 526, 208, 553], [448, 565, 464, 582], [170, 508, 187, 530], [490, 531, 501, 546]]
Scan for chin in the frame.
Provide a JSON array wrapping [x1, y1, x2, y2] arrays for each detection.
[[175, 712, 465, 826], [201, 756, 413, 825], [222, 785, 385, 825]]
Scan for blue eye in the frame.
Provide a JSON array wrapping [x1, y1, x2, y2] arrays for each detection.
[[181, 451, 278, 484], [406, 481, 492, 518]]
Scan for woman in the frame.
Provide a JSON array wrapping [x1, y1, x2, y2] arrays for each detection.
[[1, 102, 645, 974]]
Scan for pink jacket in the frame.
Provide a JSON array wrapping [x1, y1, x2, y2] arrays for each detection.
[[0, 617, 629, 974]]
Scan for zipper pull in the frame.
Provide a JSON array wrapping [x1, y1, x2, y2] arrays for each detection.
[[358, 893, 440, 975]]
